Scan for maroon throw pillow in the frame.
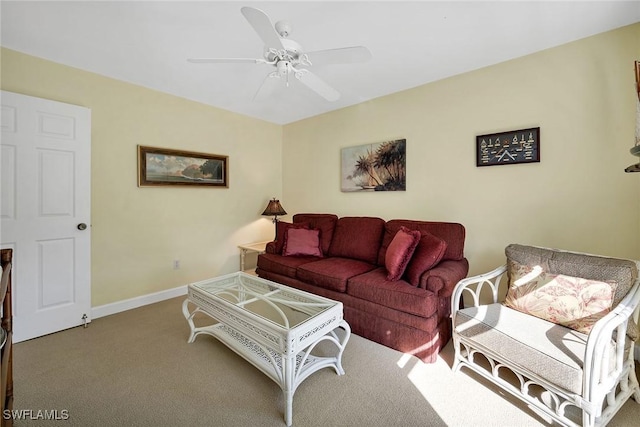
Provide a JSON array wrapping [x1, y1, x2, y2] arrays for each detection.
[[405, 232, 448, 286], [294, 215, 336, 255], [275, 222, 309, 254], [385, 226, 421, 281], [282, 228, 323, 257]]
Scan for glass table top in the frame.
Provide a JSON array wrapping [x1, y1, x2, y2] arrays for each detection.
[[191, 273, 337, 329]]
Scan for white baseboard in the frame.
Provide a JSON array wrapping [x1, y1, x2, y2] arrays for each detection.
[[91, 284, 187, 320]]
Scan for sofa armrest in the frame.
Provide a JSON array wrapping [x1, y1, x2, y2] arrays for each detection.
[[418, 258, 469, 297], [265, 241, 277, 254]]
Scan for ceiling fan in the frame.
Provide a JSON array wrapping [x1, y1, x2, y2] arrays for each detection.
[[187, 6, 372, 102]]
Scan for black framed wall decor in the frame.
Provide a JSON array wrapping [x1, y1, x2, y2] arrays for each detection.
[[476, 127, 540, 167]]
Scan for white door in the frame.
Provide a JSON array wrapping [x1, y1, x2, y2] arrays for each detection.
[[1, 90, 91, 343]]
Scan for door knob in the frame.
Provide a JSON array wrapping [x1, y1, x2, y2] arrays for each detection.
[[77, 223, 87, 230]]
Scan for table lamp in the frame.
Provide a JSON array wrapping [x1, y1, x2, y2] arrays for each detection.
[[261, 198, 287, 239]]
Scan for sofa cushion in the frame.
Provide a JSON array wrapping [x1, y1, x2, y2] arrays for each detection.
[[297, 257, 377, 293], [506, 244, 637, 306], [328, 217, 385, 264], [347, 268, 438, 318], [385, 227, 420, 281], [274, 221, 309, 254], [283, 228, 323, 257], [404, 232, 448, 286], [293, 214, 338, 255], [455, 303, 625, 395], [506, 244, 639, 340], [504, 263, 617, 335], [378, 220, 465, 264], [256, 253, 320, 279]]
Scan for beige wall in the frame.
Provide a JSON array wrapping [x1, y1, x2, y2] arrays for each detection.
[[282, 23, 640, 276], [1, 48, 283, 306], [1, 23, 639, 308]]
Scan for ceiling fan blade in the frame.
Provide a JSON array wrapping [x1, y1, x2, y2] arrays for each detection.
[[295, 70, 340, 102], [253, 72, 282, 101], [187, 58, 264, 64], [305, 46, 372, 66], [241, 6, 284, 50]]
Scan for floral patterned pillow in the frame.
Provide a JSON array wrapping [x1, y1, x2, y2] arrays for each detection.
[[504, 263, 617, 335]]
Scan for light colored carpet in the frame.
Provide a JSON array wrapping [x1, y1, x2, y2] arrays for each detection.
[[12, 296, 640, 426]]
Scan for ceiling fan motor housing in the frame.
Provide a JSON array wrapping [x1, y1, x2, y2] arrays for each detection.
[[275, 20, 292, 38]]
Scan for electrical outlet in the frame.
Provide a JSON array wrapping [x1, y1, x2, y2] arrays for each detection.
[[173, 260, 180, 270]]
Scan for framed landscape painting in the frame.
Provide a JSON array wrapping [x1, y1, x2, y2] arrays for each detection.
[[341, 139, 406, 192], [138, 145, 228, 187]]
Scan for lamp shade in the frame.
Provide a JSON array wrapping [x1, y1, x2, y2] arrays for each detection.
[[262, 198, 287, 217]]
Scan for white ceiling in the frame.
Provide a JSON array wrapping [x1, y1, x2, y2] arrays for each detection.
[[2, 1, 639, 125]]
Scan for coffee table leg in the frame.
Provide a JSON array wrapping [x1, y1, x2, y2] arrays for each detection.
[[281, 321, 351, 426], [182, 299, 198, 343], [333, 320, 351, 375], [284, 397, 293, 427], [282, 354, 295, 427]]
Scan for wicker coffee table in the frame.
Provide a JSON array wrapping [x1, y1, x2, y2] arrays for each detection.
[[182, 272, 351, 426]]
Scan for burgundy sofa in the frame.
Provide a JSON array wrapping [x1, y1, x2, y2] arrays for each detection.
[[256, 214, 469, 363]]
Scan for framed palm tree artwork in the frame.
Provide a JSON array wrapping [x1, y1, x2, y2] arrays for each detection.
[[341, 139, 406, 192]]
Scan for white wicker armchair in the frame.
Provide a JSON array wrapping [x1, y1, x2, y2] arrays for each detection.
[[451, 245, 640, 427]]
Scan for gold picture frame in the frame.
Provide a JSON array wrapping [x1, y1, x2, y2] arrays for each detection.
[[138, 145, 228, 187]]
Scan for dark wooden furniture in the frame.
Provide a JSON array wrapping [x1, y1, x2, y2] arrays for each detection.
[[1, 249, 13, 427]]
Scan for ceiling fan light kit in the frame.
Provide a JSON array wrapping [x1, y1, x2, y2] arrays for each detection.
[[188, 6, 371, 102]]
